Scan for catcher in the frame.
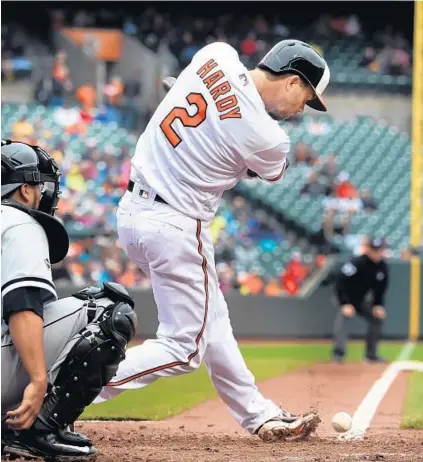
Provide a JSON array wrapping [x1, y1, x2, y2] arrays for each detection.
[[1, 140, 138, 460]]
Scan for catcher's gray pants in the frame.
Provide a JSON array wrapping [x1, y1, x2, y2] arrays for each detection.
[[333, 304, 383, 358], [1, 297, 88, 421]]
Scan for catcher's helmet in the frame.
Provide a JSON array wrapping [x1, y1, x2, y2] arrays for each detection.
[[1, 139, 62, 216], [258, 40, 330, 112]]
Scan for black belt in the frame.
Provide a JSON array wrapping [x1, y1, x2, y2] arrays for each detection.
[[127, 180, 168, 204]]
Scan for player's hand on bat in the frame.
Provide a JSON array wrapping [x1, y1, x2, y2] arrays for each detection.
[[372, 305, 386, 320], [341, 304, 356, 318], [6, 379, 47, 430]]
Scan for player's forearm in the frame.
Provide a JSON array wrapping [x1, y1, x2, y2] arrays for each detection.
[[8, 311, 48, 386]]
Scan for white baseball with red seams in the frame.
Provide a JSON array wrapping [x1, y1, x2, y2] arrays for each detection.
[[332, 412, 352, 433], [93, 42, 294, 434]]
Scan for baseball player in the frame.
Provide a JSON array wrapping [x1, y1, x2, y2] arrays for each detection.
[[96, 40, 330, 442], [1, 140, 138, 460]]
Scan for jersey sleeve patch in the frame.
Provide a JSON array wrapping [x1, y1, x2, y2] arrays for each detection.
[[341, 262, 357, 277]]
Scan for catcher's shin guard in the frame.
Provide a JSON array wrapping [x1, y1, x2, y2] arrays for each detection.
[[34, 301, 137, 431]]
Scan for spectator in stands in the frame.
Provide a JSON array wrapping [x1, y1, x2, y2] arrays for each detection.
[[253, 15, 269, 34], [11, 117, 34, 142], [122, 17, 138, 36], [360, 46, 376, 68], [400, 246, 421, 260], [335, 172, 358, 199], [34, 76, 53, 106], [345, 15, 361, 37], [389, 45, 411, 76], [359, 188, 378, 213], [104, 76, 124, 106], [50, 142, 65, 166], [76, 81, 97, 112], [322, 186, 357, 241], [317, 154, 339, 183], [217, 262, 237, 293], [122, 71, 144, 130], [65, 163, 87, 193], [51, 50, 72, 106], [240, 32, 257, 59], [179, 32, 199, 67], [284, 251, 309, 285], [1, 57, 14, 81], [66, 260, 87, 286], [301, 172, 333, 197], [104, 76, 124, 123], [239, 272, 264, 296], [54, 103, 82, 128], [272, 16, 290, 38], [328, 15, 361, 37], [72, 10, 95, 28], [293, 143, 317, 167], [119, 261, 144, 287], [50, 10, 65, 31], [322, 207, 351, 241], [264, 278, 282, 297], [1, 25, 25, 59]]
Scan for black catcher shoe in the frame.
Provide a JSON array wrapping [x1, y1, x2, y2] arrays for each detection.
[[3, 429, 97, 461]]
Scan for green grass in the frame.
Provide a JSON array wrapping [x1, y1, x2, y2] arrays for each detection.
[[82, 341, 406, 421], [401, 343, 423, 429]]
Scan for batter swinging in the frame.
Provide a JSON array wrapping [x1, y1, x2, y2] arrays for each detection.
[[96, 40, 330, 442]]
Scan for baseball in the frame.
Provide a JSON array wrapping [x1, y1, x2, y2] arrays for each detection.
[[331, 412, 352, 433]]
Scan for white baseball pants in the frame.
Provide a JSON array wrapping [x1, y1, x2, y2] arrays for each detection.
[[95, 188, 281, 433]]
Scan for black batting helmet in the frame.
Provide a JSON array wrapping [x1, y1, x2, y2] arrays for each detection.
[[258, 40, 330, 112]]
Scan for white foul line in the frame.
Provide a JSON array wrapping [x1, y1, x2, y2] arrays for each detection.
[[340, 341, 418, 441], [397, 341, 416, 361]]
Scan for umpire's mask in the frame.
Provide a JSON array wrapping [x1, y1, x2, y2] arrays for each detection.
[[1, 139, 62, 216]]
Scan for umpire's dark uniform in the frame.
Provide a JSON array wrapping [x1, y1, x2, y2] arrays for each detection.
[[332, 239, 389, 362]]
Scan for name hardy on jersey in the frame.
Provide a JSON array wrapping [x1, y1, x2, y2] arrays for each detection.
[[196, 59, 242, 120]]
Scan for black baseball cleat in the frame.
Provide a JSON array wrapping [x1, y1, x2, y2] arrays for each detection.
[[59, 427, 93, 447], [364, 355, 387, 364], [332, 353, 345, 364], [332, 349, 345, 364], [3, 429, 97, 461]]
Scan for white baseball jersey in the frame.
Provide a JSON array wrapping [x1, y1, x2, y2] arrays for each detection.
[[1, 206, 57, 336], [131, 42, 290, 222]]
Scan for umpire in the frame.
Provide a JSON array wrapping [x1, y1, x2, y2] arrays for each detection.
[[332, 237, 389, 363]]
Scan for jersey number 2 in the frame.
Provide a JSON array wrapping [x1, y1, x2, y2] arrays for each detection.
[[160, 93, 208, 148]]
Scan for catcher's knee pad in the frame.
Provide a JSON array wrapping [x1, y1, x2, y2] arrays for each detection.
[[34, 301, 138, 432], [73, 281, 135, 322]]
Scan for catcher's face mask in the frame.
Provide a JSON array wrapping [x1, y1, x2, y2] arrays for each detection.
[[33, 145, 62, 216]]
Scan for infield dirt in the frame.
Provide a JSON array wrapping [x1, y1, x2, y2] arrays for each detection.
[[3, 363, 423, 461]]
